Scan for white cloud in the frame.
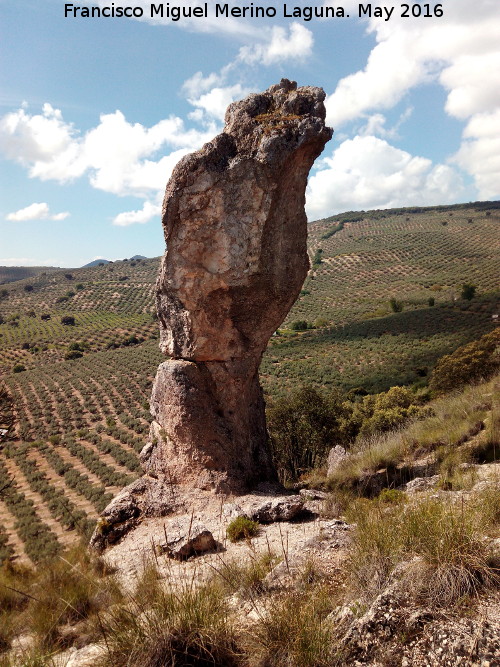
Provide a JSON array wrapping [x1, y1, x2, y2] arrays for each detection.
[[357, 108, 413, 140], [452, 109, 500, 199], [0, 103, 75, 164], [0, 105, 214, 199], [322, 0, 500, 209], [6, 202, 69, 222], [237, 22, 313, 65], [306, 135, 464, 220], [325, 1, 500, 127], [182, 70, 226, 99], [113, 201, 161, 226], [187, 84, 248, 122]]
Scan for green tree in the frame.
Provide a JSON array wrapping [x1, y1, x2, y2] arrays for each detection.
[[429, 328, 500, 394], [267, 386, 354, 483], [389, 298, 403, 313], [290, 320, 309, 331], [461, 283, 476, 300]]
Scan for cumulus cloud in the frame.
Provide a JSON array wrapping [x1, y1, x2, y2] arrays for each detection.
[[187, 84, 248, 122], [0, 105, 214, 199], [452, 109, 500, 199], [306, 136, 464, 220], [6, 202, 69, 222], [323, 0, 500, 206], [326, 1, 500, 127], [0, 103, 76, 163], [112, 201, 161, 226], [357, 108, 413, 140], [182, 22, 313, 122], [237, 22, 313, 65]]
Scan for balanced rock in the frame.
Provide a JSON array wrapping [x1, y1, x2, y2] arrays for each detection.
[[90, 81, 332, 549], [144, 79, 332, 494]]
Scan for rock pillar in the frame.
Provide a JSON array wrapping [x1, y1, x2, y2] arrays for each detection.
[[142, 79, 333, 494]]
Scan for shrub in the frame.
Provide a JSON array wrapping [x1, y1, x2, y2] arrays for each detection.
[[347, 495, 499, 606], [226, 516, 259, 542], [24, 284, 34, 292], [290, 320, 310, 331], [65, 350, 83, 360], [461, 283, 476, 300], [389, 298, 403, 313], [61, 315, 75, 326], [353, 386, 431, 438], [250, 584, 335, 666], [98, 565, 241, 667], [267, 385, 354, 482], [312, 248, 323, 267], [13, 364, 26, 373], [26, 546, 121, 650], [428, 297, 435, 307], [378, 488, 407, 505], [213, 552, 279, 598], [429, 328, 500, 394]]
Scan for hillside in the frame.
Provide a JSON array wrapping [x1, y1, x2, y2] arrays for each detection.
[[0, 266, 62, 285], [0, 201, 499, 565]]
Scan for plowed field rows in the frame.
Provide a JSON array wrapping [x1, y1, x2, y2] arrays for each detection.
[[1, 201, 499, 561]]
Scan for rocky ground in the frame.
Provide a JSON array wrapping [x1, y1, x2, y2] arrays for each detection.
[[6, 462, 499, 666]]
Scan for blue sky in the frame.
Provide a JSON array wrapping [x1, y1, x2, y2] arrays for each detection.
[[1, 0, 499, 267]]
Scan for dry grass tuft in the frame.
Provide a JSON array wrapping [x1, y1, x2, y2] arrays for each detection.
[[247, 584, 336, 667], [347, 494, 499, 607], [96, 563, 243, 667]]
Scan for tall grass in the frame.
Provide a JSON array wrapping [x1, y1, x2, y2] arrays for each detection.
[[347, 492, 499, 607], [0, 544, 121, 660], [95, 562, 243, 667], [328, 376, 498, 490], [248, 585, 336, 667]]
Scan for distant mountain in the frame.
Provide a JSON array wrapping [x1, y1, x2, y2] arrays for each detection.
[[81, 255, 148, 268], [81, 259, 111, 268]]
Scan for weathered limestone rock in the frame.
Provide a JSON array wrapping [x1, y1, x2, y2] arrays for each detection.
[[327, 445, 348, 477], [89, 476, 178, 551], [158, 517, 216, 560], [245, 495, 306, 523], [145, 79, 332, 494], [90, 80, 332, 549]]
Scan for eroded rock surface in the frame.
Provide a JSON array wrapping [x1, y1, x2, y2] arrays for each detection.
[[91, 80, 332, 548], [146, 79, 332, 494]]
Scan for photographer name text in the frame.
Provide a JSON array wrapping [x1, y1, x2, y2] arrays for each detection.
[[63, 3, 444, 22]]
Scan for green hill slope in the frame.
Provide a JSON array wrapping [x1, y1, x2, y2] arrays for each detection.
[[0, 201, 499, 562]]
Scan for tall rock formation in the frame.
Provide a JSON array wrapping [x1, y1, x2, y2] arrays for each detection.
[[90, 80, 332, 550], [142, 79, 333, 494]]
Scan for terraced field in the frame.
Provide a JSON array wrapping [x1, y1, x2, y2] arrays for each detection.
[[0, 201, 499, 563]]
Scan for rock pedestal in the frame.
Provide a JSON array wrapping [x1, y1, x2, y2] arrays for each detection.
[[90, 80, 332, 550], [143, 79, 332, 494]]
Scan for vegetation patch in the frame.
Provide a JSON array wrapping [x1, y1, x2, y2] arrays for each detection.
[[226, 516, 259, 543]]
